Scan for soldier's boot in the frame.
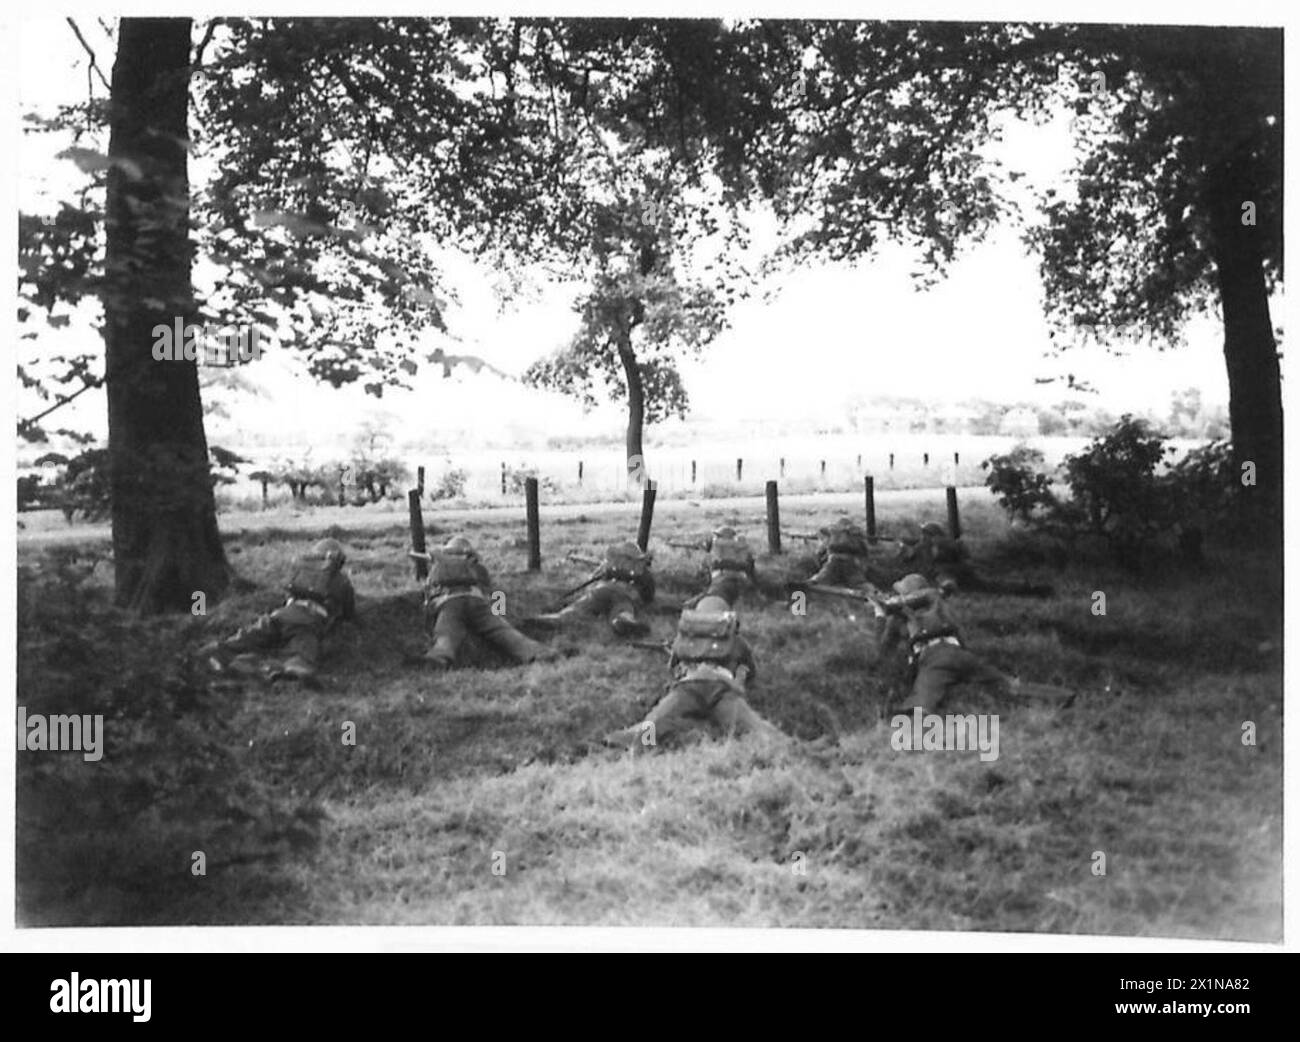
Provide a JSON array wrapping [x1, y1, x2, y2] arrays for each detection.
[[269, 655, 321, 688], [209, 651, 265, 678], [602, 723, 654, 753], [610, 612, 650, 638], [517, 616, 560, 639], [1007, 677, 1075, 706], [198, 641, 231, 673], [421, 650, 453, 671]]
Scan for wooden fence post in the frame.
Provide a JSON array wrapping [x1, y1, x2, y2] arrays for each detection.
[[417, 466, 425, 496], [947, 485, 961, 540], [408, 489, 428, 582], [500, 462, 507, 496], [525, 477, 541, 571], [691, 460, 697, 484], [766, 480, 782, 554], [736, 457, 743, 482], [637, 483, 657, 551], [865, 475, 876, 541]]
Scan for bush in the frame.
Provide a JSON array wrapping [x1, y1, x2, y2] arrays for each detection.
[[984, 417, 1236, 566], [1162, 439, 1236, 527], [429, 467, 469, 501], [980, 444, 1057, 523], [350, 456, 409, 503], [505, 465, 559, 495], [1058, 415, 1170, 546]]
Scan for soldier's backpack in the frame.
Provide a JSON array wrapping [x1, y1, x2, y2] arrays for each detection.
[[708, 534, 754, 572], [428, 548, 480, 588], [671, 607, 742, 667], [600, 542, 651, 583], [824, 522, 868, 556], [287, 553, 340, 605]]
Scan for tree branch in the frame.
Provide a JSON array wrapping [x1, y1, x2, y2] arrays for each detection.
[[65, 18, 112, 92]]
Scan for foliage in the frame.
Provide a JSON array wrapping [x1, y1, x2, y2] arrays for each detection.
[[980, 445, 1057, 523], [1162, 439, 1237, 530], [983, 417, 1238, 563], [504, 465, 559, 496], [349, 457, 409, 503], [428, 466, 469, 502], [1058, 414, 1171, 544]]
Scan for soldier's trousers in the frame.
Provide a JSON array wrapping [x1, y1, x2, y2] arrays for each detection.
[[702, 570, 751, 607], [220, 603, 327, 675], [426, 594, 550, 666], [611, 678, 778, 751], [552, 583, 646, 635], [905, 642, 1012, 712]]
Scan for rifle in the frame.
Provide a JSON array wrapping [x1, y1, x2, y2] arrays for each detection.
[[627, 638, 672, 654], [566, 552, 602, 568], [800, 582, 891, 609], [783, 530, 821, 543]]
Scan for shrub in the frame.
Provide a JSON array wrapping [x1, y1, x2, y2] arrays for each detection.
[[505, 465, 559, 495], [1162, 439, 1236, 528], [980, 444, 1057, 522], [1058, 414, 1170, 547], [984, 417, 1236, 566], [429, 467, 469, 501]]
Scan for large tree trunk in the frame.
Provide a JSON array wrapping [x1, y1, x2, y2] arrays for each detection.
[[615, 319, 648, 490], [1205, 151, 1283, 534], [105, 18, 229, 613]]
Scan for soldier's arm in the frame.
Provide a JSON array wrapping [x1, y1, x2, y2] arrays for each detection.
[[739, 638, 757, 686], [876, 614, 905, 657], [339, 575, 357, 622], [637, 573, 656, 603], [473, 560, 492, 588]]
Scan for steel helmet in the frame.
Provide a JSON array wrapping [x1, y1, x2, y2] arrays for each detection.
[[444, 535, 473, 554], [892, 573, 932, 597], [311, 538, 347, 567]]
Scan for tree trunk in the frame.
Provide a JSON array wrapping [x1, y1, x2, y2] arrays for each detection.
[[104, 18, 229, 613], [1206, 152, 1283, 533], [615, 320, 647, 489]]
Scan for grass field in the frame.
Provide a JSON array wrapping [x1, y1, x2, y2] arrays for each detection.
[[15, 496, 1283, 938]]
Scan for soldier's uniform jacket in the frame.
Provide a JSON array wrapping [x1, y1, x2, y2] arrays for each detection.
[[423, 551, 493, 611], [818, 520, 869, 557], [668, 610, 756, 690], [899, 531, 968, 578], [585, 544, 655, 605], [879, 586, 964, 663], [284, 554, 357, 627], [704, 533, 756, 579]]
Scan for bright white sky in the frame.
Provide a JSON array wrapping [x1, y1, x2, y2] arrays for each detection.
[[14, 14, 1243, 455]]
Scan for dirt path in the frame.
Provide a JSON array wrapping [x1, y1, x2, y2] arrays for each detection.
[[17, 485, 997, 548]]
